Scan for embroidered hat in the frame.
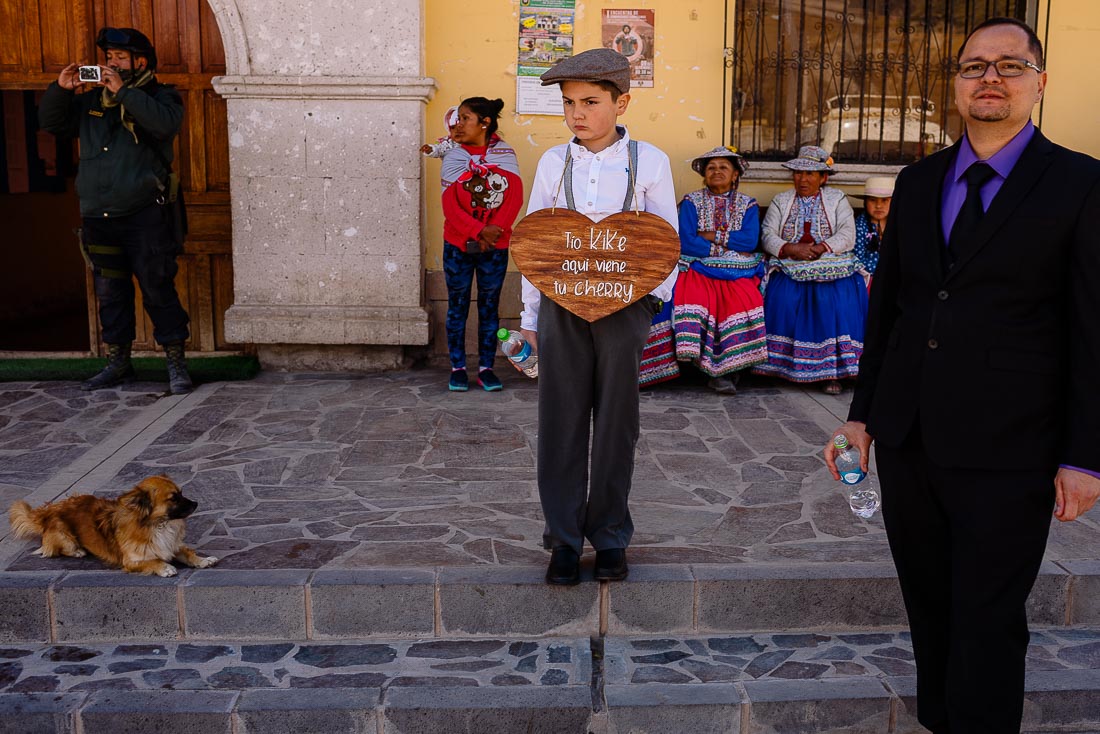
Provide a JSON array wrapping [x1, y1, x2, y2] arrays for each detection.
[[540, 48, 632, 95], [782, 145, 836, 174], [861, 176, 895, 198], [691, 146, 748, 176]]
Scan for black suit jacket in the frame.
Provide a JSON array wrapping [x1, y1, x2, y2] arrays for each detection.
[[849, 130, 1100, 473]]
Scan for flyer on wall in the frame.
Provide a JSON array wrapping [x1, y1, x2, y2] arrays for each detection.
[[516, 0, 576, 115], [601, 8, 654, 88]]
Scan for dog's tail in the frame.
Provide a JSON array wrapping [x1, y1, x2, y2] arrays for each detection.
[[8, 501, 43, 539]]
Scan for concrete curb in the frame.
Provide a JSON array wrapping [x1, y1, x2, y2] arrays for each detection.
[[79, 689, 238, 734], [382, 685, 593, 733], [0, 572, 60, 643], [237, 688, 381, 733], [1, 671, 1095, 734], [0, 562, 1094, 643], [0, 691, 85, 734]]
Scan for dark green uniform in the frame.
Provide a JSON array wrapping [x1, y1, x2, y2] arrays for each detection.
[[38, 80, 189, 346]]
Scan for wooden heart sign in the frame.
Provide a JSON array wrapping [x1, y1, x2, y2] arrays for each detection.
[[509, 209, 681, 322]]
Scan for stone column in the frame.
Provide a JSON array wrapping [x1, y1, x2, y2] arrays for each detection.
[[211, 0, 433, 371]]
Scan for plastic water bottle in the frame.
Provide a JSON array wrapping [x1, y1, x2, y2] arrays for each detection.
[[497, 328, 538, 378], [847, 475, 880, 520], [832, 434, 880, 518], [832, 434, 865, 485]]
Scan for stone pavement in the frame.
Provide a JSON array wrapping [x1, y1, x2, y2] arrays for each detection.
[[4, 629, 1099, 694], [1, 370, 1099, 733], [0, 370, 1097, 571]]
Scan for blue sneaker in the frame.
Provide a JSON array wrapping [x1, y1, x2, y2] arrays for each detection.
[[477, 369, 502, 392], [448, 370, 468, 392]]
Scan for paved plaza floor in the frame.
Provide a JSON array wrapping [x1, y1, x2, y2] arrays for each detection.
[[0, 368, 1097, 572], [1, 369, 1099, 731]]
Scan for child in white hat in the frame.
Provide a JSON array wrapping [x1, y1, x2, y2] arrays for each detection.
[[420, 105, 461, 158]]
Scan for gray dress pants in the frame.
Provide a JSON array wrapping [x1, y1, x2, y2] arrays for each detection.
[[536, 295, 657, 553]]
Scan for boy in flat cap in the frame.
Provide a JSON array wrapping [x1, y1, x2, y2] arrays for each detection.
[[519, 48, 678, 585]]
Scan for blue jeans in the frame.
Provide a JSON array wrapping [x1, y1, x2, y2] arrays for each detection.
[[443, 243, 508, 370]]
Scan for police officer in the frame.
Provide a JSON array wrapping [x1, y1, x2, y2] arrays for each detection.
[[39, 27, 192, 394]]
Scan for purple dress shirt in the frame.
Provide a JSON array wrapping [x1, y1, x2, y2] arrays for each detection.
[[941, 121, 1035, 242], [940, 121, 1100, 481]]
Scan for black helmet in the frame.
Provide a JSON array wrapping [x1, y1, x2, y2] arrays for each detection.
[[96, 27, 157, 70]]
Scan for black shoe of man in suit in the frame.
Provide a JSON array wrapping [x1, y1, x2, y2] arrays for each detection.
[[546, 546, 580, 586], [594, 548, 628, 581]]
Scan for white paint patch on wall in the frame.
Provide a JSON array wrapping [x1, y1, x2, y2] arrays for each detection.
[[343, 227, 358, 237], [384, 261, 399, 277]]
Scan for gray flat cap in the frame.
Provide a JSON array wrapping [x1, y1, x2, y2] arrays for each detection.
[[540, 48, 632, 95]]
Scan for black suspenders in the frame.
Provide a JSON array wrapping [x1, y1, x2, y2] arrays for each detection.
[[562, 139, 639, 213]]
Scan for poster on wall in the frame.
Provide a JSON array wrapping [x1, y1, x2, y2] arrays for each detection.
[[601, 9, 654, 88], [516, 0, 576, 115]]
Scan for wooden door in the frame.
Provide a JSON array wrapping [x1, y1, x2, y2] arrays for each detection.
[[0, 0, 237, 354]]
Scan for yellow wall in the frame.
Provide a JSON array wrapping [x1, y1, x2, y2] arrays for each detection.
[[1036, 0, 1100, 158], [422, 0, 1100, 273], [422, 0, 732, 270]]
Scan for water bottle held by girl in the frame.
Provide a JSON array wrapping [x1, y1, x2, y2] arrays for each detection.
[[497, 328, 538, 378]]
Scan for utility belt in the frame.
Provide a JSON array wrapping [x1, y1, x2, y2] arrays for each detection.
[[76, 175, 187, 280]]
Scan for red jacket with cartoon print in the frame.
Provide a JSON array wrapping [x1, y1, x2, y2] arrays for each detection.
[[442, 143, 524, 253]]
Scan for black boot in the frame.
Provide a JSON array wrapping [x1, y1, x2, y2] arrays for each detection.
[[81, 343, 135, 391], [164, 341, 193, 395]]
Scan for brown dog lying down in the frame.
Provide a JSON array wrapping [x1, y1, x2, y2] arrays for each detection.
[[8, 475, 217, 577]]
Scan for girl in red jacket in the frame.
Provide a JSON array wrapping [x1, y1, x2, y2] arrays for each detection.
[[438, 97, 524, 391]]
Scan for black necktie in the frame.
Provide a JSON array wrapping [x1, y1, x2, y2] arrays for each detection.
[[947, 162, 996, 268]]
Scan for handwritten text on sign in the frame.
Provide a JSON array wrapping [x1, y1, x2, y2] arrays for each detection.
[[509, 209, 681, 322], [559, 228, 634, 302]]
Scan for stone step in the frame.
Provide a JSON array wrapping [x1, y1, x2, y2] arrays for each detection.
[[2, 561, 1098, 644], [0, 630, 1097, 733]]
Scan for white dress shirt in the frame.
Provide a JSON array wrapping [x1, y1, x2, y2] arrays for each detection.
[[519, 127, 679, 331]]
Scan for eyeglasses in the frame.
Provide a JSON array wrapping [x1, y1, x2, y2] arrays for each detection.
[[956, 58, 1043, 79]]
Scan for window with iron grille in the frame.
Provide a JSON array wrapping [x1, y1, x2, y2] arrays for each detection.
[[729, 1, 1032, 165]]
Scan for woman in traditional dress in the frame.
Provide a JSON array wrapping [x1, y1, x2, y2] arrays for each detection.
[[853, 175, 895, 286], [640, 146, 766, 394], [754, 145, 866, 395]]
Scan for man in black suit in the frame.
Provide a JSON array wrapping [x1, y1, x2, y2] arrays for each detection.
[[826, 17, 1100, 734]]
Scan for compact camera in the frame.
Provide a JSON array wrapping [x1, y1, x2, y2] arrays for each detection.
[[78, 65, 102, 83]]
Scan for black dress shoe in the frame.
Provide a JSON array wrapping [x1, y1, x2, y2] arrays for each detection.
[[594, 548, 628, 581], [546, 546, 580, 585]]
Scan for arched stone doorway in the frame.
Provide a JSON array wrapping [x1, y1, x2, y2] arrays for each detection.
[[0, 0, 236, 355], [2, 0, 434, 367], [207, 0, 435, 371]]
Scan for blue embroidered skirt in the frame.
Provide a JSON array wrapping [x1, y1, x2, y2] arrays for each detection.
[[753, 270, 867, 383]]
